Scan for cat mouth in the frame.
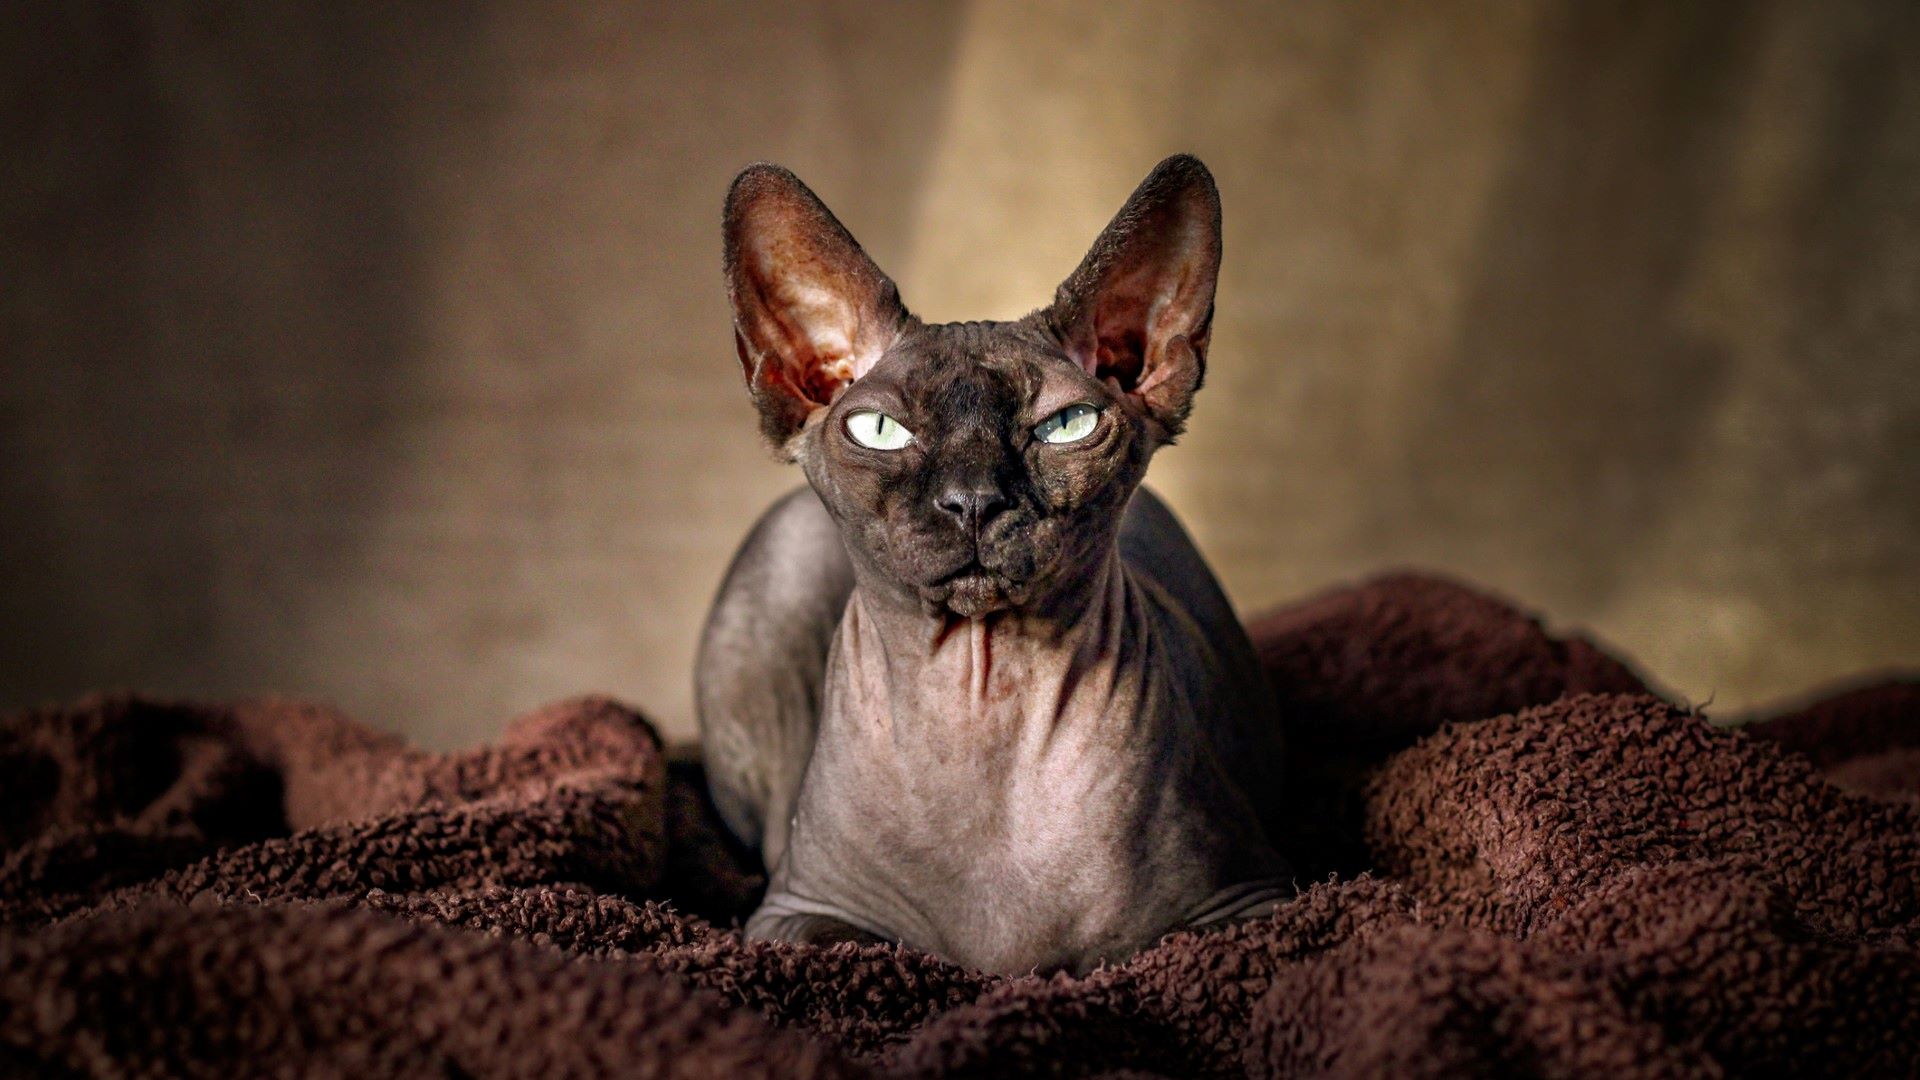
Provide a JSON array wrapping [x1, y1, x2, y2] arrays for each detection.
[[923, 559, 1020, 617], [931, 559, 989, 585]]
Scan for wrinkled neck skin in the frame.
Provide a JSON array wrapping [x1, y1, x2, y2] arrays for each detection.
[[841, 548, 1126, 746], [761, 526, 1288, 976]]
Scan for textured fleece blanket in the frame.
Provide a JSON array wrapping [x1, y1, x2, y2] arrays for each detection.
[[2, 572, 1916, 1077]]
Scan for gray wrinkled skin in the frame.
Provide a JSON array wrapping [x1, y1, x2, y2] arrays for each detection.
[[696, 156, 1289, 975]]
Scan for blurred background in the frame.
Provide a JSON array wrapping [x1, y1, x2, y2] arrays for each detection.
[[3, 1, 1915, 747]]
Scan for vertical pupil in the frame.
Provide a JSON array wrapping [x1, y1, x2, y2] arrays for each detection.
[[1046, 405, 1091, 441]]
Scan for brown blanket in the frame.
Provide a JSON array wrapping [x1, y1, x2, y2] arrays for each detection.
[[3, 573, 1915, 1077]]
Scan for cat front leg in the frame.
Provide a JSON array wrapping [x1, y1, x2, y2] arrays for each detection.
[[745, 895, 892, 948]]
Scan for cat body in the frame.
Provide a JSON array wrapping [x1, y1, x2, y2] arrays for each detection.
[[696, 156, 1289, 974]]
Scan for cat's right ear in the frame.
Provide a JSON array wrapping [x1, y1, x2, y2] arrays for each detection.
[[723, 164, 910, 453]]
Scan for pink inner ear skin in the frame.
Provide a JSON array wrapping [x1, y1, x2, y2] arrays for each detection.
[[1043, 156, 1220, 436], [726, 163, 910, 443], [1132, 339, 1182, 398], [782, 318, 897, 409]]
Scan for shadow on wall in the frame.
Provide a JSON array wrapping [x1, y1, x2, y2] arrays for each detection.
[[0, 3, 968, 746], [1397, 0, 1753, 605], [1401, 0, 1920, 699], [1779, 1, 1920, 578], [1, 1, 1914, 744], [0, 6, 426, 705]]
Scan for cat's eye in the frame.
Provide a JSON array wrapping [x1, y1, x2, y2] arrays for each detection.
[[1035, 403, 1100, 445], [845, 410, 914, 450]]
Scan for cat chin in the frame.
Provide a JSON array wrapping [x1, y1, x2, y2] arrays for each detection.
[[920, 574, 1023, 619]]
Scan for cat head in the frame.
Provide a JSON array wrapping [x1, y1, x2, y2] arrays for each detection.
[[723, 156, 1221, 618]]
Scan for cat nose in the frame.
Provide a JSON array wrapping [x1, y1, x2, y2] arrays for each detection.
[[935, 484, 1009, 530]]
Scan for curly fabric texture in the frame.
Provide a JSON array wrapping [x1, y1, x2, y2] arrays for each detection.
[[2, 573, 1914, 1077]]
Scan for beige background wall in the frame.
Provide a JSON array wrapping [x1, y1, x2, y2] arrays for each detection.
[[4, 1, 1915, 747]]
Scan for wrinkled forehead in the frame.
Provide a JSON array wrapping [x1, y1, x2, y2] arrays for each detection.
[[851, 319, 1090, 426]]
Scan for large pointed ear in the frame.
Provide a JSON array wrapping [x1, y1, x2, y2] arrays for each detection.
[[723, 164, 910, 451], [1045, 155, 1221, 441]]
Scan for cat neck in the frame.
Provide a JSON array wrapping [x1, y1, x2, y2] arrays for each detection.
[[831, 550, 1151, 738]]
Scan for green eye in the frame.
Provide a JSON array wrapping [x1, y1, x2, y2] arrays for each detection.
[[1035, 403, 1100, 445], [845, 410, 914, 450]]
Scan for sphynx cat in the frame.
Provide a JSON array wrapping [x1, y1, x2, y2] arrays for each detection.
[[696, 155, 1289, 975]]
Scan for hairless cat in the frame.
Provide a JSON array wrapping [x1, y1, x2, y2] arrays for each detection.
[[696, 155, 1290, 975]]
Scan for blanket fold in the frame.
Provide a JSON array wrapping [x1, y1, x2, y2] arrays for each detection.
[[2, 572, 1915, 1077]]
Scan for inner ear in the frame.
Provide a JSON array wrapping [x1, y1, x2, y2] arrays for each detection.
[[724, 164, 910, 447], [1045, 155, 1221, 437]]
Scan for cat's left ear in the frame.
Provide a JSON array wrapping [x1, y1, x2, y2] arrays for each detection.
[[724, 164, 910, 453], [1046, 155, 1221, 441]]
